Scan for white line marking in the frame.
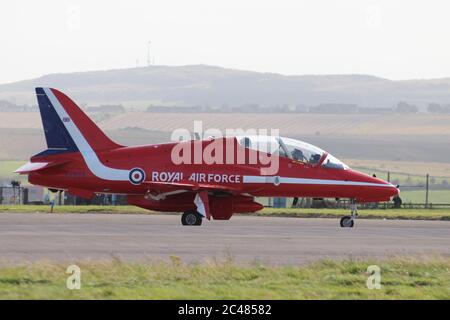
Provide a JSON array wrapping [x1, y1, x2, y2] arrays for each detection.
[[243, 175, 393, 188]]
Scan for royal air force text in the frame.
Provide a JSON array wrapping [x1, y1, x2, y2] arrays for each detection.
[[151, 171, 241, 184]]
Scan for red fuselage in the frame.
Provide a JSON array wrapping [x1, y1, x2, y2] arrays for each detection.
[[19, 87, 399, 223], [29, 137, 398, 217]]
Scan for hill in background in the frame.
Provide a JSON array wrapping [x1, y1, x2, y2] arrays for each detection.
[[1, 65, 450, 110]]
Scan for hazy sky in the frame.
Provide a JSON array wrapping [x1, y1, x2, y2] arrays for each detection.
[[1, 0, 449, 83]]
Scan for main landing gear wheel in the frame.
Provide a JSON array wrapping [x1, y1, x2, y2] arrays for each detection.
[[340, 216, 354, 228], [181, 210, 203, 226]]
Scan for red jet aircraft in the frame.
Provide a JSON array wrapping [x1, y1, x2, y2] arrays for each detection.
[[16, 88, 399, 227]]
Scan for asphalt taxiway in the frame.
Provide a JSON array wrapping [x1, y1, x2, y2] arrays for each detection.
[[0, 213, 448, 264]]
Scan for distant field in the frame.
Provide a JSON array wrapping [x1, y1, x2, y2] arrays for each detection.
[[2, 111, 450, 137], [1, 205, 449, 220], [98, 112, 450, 136], [0, 112, 42, 129], [0, 257, 448, 299], [0, 128, 169, 162], [1, 112, 450, 163], [0, 128, 46, 160], [346, 159, 450, 180]]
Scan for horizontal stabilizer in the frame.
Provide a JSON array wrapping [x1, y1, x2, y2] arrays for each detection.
[[15, 160, 69, 174]]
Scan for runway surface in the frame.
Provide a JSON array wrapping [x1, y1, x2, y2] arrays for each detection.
[[0, 213, 449, 265]]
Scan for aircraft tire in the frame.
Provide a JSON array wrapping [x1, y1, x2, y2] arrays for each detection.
[[340, 216, 354, 228], [181, 210, 203, 226]]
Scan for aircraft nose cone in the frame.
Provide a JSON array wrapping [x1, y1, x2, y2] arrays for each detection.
[[393, 185, 400, 196], [368, 174, 399, 199], [383, 181, 400, 198]]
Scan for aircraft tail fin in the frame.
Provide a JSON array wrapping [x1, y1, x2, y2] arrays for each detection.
[[34, 87, 122, 157]]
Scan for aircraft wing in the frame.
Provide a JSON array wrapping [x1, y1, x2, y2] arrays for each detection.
[[143, 180, 242, 194]]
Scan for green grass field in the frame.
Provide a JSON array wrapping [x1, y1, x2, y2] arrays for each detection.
[[346, 158, 450, 180], [0, 257, 448, 299], [0, 205, 149, 214], [258, 207, 450, 220], [0, 205, 449, 220], [0, 160, 25, 182], [400, 190, 450, 204]]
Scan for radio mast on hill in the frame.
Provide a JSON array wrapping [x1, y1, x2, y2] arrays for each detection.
[[147, 41, 152, 66]]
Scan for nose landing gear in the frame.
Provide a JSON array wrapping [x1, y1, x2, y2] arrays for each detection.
[[340, 200, 358, 228]]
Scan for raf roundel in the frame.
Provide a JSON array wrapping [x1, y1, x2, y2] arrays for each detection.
[[129, 168, 146, 185]]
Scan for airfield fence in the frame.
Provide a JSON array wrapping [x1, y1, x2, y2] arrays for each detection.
[[398, 203, 450, 209], [1, 172, 450, 209], [283, 198, 450, 210], [333, 199, 450, 209]]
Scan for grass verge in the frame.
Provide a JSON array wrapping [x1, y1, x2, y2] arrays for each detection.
[[0, 205, 149, 214], [0, 257, 448, 299], [0, 205, 449, 221], [257, 207, 450, 220]]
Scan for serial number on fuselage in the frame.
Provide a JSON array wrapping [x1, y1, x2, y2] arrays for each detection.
[[151, 171, 241, 183]]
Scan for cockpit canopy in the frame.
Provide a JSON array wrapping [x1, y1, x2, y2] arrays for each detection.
[[237, 135, 348, 170]]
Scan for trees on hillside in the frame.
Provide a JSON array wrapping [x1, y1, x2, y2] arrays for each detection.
[[395, 101, 418, 113], [427, 103, 450, 114]]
